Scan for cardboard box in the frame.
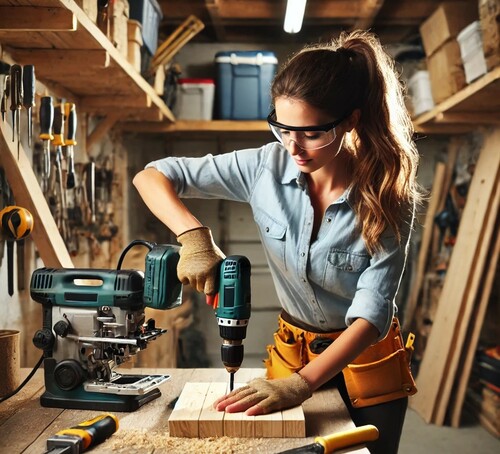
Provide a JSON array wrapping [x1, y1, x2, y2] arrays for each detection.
[[479, 0, 500, 70], [427, 40, 466, 103], [420, 2, 479, 57]]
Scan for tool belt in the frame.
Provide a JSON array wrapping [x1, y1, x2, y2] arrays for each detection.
[[264, 313, 417, 408]]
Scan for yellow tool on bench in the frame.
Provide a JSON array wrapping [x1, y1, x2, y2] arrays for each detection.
[[278, 424, 379, 453]]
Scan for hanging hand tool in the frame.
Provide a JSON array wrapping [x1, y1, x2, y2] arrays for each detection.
[[64, 102, 77, 189], [0, 205, 34, 296], [22, 64, 36, 149], [1, 74, 9, 122], [9, 65, 22, 157], [39, 96, 54, 191], [85, 159, 96, 225], [278, 425, 379, 454], [43, 414, 119, 454], [53, 103, 68, 240]]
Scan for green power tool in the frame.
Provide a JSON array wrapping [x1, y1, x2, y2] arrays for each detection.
[[213, 256, 252, 391]]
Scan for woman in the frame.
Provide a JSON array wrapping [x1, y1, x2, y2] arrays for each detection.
[[133, 30, 422, 453]]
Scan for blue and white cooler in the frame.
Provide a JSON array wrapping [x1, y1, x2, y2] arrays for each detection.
[[215, 51, 278, 120]]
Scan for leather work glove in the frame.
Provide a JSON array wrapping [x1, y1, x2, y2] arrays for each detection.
[[213, 373, 312, 416], [176, 226, 225, 295]]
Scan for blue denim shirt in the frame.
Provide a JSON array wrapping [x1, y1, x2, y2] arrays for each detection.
[[147, 142, 413, 339]]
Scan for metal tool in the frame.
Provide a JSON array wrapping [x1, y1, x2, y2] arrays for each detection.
[[64, 102, 77, 189], [9, 64, 22, 156], [0, 205, 34, 296], [39, 96, 54, 190], [213, 256, 252, 391], [278, 425, 379, 454], [52, 103, 68, 240], [1, 74, 9, 122], [44, 414, 119, 454], [22, 64, 36, 149]]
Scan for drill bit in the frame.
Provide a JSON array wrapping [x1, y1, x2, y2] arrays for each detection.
[[229, 371, 234, 392]]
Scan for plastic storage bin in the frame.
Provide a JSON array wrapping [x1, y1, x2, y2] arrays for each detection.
[[408, 71, 435, 116], [215, 51, 278, 120], [129, 0, 163, 56], [457, 21, 488, 83], [175, 78, 215, 120]]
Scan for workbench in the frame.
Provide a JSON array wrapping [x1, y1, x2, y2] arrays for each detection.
[[0, 368, 369, 453]]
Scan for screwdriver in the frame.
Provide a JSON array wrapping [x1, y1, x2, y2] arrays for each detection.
[[22, 64, 36, 149], [43, 414, 119, 454], [9, 64, 22, 156], [39, 96, 54, 189], [65, 102, 77, 189], [52, 104, 68, 239]]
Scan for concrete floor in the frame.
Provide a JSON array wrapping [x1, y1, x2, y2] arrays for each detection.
[[400, 408, 500, 453]]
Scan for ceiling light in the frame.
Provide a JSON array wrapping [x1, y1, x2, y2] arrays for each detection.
[[284, 0, 307, 34]]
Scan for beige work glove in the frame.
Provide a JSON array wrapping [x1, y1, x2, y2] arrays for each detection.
[[176, 226, 225, 295], [213, 373, 312, 416]]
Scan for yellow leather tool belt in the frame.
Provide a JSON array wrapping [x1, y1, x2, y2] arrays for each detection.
[[264, 315, 417, 408]]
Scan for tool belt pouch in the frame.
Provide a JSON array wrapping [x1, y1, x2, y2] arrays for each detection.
[[342, 318, 417, 408], [264, 319, 304, 380]]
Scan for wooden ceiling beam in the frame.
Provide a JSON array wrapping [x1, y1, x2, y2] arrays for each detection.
[[0, 6, 76, 32], [205, 0, 227, 41], [352, 0, 385, 30]]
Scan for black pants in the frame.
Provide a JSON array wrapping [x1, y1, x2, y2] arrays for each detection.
[[327, 373, 408, 454]]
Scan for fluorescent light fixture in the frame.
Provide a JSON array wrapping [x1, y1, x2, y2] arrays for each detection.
[[284, 0, 307, 34]]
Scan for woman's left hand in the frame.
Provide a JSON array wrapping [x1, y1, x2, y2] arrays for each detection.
[[213, 373, 312, 416]]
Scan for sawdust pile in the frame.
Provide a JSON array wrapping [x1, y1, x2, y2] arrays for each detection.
[[111, 429, 273, 453]]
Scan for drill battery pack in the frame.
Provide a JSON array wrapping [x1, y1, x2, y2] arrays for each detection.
[[143, 244, 182, 310]]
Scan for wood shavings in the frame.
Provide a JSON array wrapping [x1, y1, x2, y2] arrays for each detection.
[[111, 429, 273, 453]]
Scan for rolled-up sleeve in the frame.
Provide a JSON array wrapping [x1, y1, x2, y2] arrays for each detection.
[[345, 210, 414, 340], [145, 146, 269, 202]]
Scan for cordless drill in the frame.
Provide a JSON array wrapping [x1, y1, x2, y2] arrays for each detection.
[[213, 256, 251, 391]]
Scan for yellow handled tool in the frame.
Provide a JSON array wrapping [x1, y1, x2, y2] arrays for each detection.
[[278, 424, 379, 453], [43, 414, 119, 454]]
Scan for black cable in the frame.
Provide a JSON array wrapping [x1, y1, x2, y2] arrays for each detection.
[[116, 239, 156, 270], [0, 354, 44, 403]]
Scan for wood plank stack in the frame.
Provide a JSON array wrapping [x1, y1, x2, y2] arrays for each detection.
[[168, 381, 306, 438], [409, 128, 500, 426]]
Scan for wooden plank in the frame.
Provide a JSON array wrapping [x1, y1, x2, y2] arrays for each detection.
[[168, 381, 210, 437], [0, 7, 76, 31], [0, 118, 73, 268], [198, 381, 227, 438], [410, 127, 500, 423], [450, 215, 500, 427], [254, 411, 282, 438], [435, 173, 500, 425], [403, 161, 446, 331], [8, 49, 110, 73], [282, 405, 306, 438]]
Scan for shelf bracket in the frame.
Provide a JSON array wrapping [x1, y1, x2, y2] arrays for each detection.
[[87, 114, 121, 152]]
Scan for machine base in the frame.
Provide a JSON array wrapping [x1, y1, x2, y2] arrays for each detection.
[[41, 358, 164, 412]]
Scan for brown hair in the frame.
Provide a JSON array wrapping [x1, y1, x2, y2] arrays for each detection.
[[271, 30, 422, 254]]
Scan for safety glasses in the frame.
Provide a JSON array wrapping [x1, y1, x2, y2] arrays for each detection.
[[267, 109, 348, 151]]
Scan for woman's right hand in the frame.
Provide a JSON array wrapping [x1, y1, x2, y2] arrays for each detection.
[[176, 226, 226, 295]]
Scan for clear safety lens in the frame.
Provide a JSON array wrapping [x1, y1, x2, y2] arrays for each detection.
[[269, 124, 337, 150]]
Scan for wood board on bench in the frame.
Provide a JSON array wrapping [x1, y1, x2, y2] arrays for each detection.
[[168, 381, 306, 438]]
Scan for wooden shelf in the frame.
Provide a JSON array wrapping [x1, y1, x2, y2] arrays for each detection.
[[123, 119, 271, 133], [0, 0, 174, 122], [413, 66, 500, 134]]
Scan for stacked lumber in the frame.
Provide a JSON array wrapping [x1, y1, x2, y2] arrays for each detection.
[[168, 381, 306, 438], [409, 128, 500, 426]]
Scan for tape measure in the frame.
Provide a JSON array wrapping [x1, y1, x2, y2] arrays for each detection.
[[0, 205, 34, 240]]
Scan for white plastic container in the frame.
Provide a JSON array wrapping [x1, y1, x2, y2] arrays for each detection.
[[408, 70, 435, 116], [176, 78, 215, 120], [457, 21, 488, 83]]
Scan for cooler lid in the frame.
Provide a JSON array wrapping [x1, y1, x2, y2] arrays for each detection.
[[215, 51, 278, 66], [178, 78, 215, 85]]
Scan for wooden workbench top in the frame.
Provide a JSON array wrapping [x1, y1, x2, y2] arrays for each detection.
[[0, 368, 369, 453]]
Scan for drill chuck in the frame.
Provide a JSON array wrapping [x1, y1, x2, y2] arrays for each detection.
[[221, 340, 244, 373]]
